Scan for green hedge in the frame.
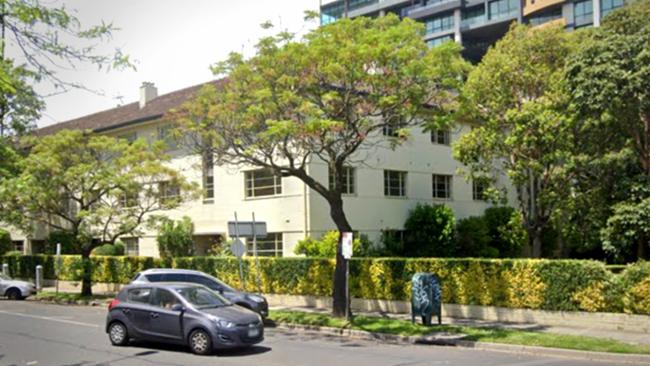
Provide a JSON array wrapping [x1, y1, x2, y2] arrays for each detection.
[[2, 255, 649, 315]]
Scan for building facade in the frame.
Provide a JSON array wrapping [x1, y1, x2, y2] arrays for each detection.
[[3, 81, 515, 257], [320, 0, 625, 61]]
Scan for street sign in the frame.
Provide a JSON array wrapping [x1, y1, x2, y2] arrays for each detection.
[[227, 221, 267, 238], [342, 232, 353, 259], [230, 238, 246, 258]]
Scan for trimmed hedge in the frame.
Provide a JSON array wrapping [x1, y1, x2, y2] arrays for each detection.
[[2, 255, 649, 315]]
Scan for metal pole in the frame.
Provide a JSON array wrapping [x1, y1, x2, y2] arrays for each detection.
[[234, 212, 246, 289], [35, 265, 43, 291], [2, 263, 8, 276], [55, 243, 61, 295], [345, 258, 351, 321], [252, 212, 262, 292]]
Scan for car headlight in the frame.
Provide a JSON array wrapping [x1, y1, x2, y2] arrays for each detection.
[[217, 320, 236, 329], [248, 294, 265, 303]]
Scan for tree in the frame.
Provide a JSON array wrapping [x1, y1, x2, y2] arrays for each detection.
[[157, 216, 195, 258], [0, 130, 196, 295], [453, 24, 577, 257], [173, 15, 469, 316], [565, 0, 650, 260], [0, 228, 10, 255]]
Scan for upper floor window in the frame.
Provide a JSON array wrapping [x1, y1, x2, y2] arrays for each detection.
[[158, 181, 180, 203], [426, 35, 454, 48], [574, 0, 593, 27], [122, 237, 139, 256], [462, 5, 486, 27], [203, 153, 214, 203], [329, 166, 356, 195], [157, 124, 178, 150], [384, 170, 407, 197], [119, 190, 139, 208], [425, 12, 454, 34], [432, 174, 452, 199], [431, 129, 451, 145], [245, 169, 282, 198], [472, 180, 488, 201], [601, 0, 624, 18], [488, 0, 518, 20]]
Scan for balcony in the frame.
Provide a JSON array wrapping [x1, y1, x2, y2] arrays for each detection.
[[523, 0, 566, 16], [402, 0, 462, 19]]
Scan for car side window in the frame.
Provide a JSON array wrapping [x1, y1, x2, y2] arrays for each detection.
[[163, 273, 187, 282], [145, 274, 164, 282], [187, 274, 220, 291], [127, 288, 152, 304], [151, 288, 180, 310]]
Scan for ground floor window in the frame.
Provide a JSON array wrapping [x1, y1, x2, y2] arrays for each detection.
[[12, 240, 24, 253], [122, 237, 139, 256], [247, 232, 283, 257]]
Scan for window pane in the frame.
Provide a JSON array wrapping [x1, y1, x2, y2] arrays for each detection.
[[384, 170, 406, 197], [245, 169, 282, 198], [127, 288, 151, 304], [432, 174, 452, 199], [247, 233, 283, 257]]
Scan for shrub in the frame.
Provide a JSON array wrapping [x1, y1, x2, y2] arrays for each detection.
[[3, 250, 22, 256], [456, 216, 498, 257], [484, 207, 527, 257], [0, 229, 10, 256], [403, 204, 456, 257], [91, 243, 125, 256], [157, 216, 195, 258], [44, 230, 82, 254], [294, 231, 373, 257]]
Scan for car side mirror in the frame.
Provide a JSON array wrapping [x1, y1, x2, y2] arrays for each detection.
[[171, 303, 184, 312]]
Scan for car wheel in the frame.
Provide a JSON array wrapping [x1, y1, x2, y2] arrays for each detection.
[[108, 322, 129, 346], [6, 288, 22, 300], [189, 329, 212, 355]]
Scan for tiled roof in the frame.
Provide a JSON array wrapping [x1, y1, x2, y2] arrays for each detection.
[[36, 79, 224, 135]]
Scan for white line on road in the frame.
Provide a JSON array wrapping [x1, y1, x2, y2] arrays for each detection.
[[0, 309, 100, 328]]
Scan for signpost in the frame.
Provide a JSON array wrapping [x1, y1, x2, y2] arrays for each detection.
[[341, 232, 353, 320], [55, 243, 62, 295]]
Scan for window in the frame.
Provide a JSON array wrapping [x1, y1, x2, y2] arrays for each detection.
[[118, 132, 137, 144], [127, 288, 151, 304], [601, 0, 624, 18], [488, 0, 519, 19], [574, 0, 593, 27], [248, 232, 283, 257], [12, 240, 24, 253], [329, 166, 356, 195], [426, 35, 454, 48], [158, 181, 180, 203], [431, 129, 451, 145], [151, 288, 180, 309], [432, 174, 452, 199], [473, 180, 487, 201], [528, 7, 562, 25], [119, 190, 138, 208], [122, 237, 139, 256], [244, 169, 282, 198], [383, 124, 401, 137], [382, 229, 405, 244], [384, 170, 407, 197], [203, 153, 214, 202], [462, 5, 486, 27], [424, 12, 454, 34], [157, 124, 178, 150]]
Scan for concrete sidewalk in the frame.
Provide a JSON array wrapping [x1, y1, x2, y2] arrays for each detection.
[[270, 305, 650, 346]]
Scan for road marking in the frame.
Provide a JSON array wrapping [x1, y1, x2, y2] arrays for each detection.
[[0, 309, 100, 328]]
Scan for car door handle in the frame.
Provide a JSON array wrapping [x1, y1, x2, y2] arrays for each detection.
[[150, 312, 159, 319], [122, 309, 130, 314]]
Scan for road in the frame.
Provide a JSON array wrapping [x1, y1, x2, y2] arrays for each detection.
[[0, 300, 628, 366]]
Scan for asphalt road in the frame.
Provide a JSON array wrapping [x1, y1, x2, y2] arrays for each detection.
[[0, 300, 629, 366]]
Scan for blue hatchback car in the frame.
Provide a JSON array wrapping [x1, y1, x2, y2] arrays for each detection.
[[106, 282, 264, 355]]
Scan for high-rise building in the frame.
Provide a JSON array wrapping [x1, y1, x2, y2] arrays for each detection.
[[320, 0, 625, 61]]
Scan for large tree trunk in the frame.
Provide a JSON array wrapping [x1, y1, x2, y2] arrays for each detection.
[[329, 195, 352, 318], [638, 236, 648, 261], [80, 247, 93, 296]]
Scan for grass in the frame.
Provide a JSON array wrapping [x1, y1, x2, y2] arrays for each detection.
[[269, 310, 650, 355], [34, 291, 113, 303]]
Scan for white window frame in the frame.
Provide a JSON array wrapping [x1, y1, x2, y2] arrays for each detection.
[[432, 174, 452, 199], [329, 166, 356, 195], [247, 232, 283, 257], [431, 129, 451, 145], [384, 170, 407, 197], [244, 169, 282, 198]]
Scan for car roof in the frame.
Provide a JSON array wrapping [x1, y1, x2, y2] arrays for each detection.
[[123, 281, 206, 290], [138, 268, 206, 275]]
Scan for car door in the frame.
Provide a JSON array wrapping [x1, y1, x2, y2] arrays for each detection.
[[147, 288, 184, 342], [125, 287, 156, 338]]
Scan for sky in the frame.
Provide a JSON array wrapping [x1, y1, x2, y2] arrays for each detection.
[[9, 0, 321, 128]]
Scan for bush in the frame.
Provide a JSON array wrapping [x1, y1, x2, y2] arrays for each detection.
[[3, 250, 22, 256], [0, 229, 11, 256], [157, 216, 195, 258], [484, 207, 527, 257], [91, 242, 125, 256], [4, 254, 643, 314], [294, 231, 372, 257], [44, 230, 82, 254], [456, 216, 498, 257], [403, 204, 456, 257]]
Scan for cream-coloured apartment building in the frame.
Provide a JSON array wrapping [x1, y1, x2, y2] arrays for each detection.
[[4, 81, 514, 258]]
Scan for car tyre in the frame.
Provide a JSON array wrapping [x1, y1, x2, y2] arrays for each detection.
[[6, 288, 23, 300], [189, 329, 212, 355], [108, 321, 129, 346]]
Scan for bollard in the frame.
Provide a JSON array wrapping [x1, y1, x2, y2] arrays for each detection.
[[35, 265, 43, 291], [2, 263, 8, 276]]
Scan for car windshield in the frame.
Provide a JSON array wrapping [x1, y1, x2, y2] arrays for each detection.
[[207, 275, 235, 292], [0, 273, 10, 280], [175, 286, 232, 309]]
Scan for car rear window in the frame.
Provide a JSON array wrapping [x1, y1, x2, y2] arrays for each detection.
[[145, 274, 165, 282], [127, 288, 152, 304]]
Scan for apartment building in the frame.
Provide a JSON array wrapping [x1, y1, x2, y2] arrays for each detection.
[[4, 81, 513, 257], [320, 0, 625, 61]]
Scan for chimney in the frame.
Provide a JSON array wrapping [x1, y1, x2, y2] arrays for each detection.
[[139, 82, 158, 108]]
